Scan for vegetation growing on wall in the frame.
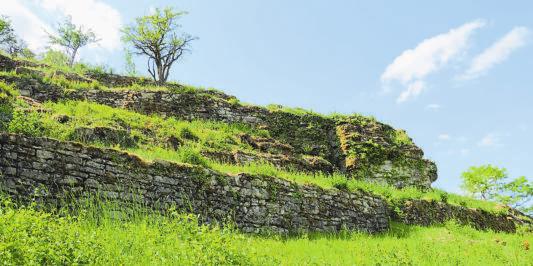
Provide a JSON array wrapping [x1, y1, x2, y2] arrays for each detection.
[[0, 81, 18, 130], [0, 91, 505, 215], [0, 196, 530, 265], [0, 7, 531, 265]]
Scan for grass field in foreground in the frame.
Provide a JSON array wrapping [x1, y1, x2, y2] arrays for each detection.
[[0, 199, 530, 265]]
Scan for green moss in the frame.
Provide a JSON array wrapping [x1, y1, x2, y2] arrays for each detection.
[[264, 110, 334, 159], [393, 129, 414, 146], [334, 114, 429, 182]]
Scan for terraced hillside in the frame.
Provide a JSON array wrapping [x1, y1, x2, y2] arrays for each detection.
[[0, 54, 530, 235]]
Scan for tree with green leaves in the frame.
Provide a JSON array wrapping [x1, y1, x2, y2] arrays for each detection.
[[461, 164, 532, 214], [40, 49, 70, 67], [500, 176, 533, 214], [121, 7, 196, 83], [461, 165, 507, 200], [0, 16, 31, 58], [0, 16, 13, 42], [124, 49, 137, 76], [47, 16, 98, 67]]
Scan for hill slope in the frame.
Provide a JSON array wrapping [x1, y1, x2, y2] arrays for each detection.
[[0, 54, 437, 189], [0, 54, 531, 264]]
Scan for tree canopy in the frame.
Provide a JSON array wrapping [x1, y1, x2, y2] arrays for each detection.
[[0, 16, 32, 58], [47, 17, 98, 67], [461, 164, 532, 214], [121, 7, 196, 83]]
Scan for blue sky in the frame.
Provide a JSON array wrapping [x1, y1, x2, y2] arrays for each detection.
[[4, 0, 533, 193]]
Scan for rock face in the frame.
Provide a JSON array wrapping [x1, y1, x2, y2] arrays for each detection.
[[0, 133, 390, 234], [0, 54, 438, 189], [336, 117, 437, 188]]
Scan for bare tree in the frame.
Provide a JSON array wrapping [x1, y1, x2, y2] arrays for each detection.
[[121, 7, 196, 83]]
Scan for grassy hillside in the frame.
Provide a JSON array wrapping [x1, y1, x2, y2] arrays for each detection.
[[1, 199, 531, 265], [0, 83, 503, 214], [1, 56, 532, 265]]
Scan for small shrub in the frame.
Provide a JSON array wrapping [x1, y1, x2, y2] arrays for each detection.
[[178, 146, 208, 167], [0, 103, 13, 130], [40, 49, 69, 68], [0, 81, 18, 130], [0, 81, 19, 102], [179, 127, 199, 142], [7, 107, 43, 136]]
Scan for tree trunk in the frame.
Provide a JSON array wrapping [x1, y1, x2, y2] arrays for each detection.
[[69, 47, 78, 67], [156, 61, 166, 83]]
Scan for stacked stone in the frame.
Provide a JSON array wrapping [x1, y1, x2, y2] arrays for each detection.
[[0, 133, 390, 233]]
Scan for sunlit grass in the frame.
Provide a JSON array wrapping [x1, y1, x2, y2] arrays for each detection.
[[242, 221, 533, 265], [0, 197, 530, 265], [0, 197, 255, 265], [2, 99, 505, 214]]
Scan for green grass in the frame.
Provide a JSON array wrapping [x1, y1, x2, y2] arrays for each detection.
[[0, 58, 532, 265], [0, 197, 530, 265], [15, 100, 268, 153], [266, 104, 323, 116], [209, 162, 505, 213], [0, 198, 256, 265], [1, 99, 505, 214], [124, 147, 502, 213], [243, 221, 532, 265]]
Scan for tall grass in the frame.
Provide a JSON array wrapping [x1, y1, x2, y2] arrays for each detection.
[[0, 196, 258, 265], [0, 196, 530, 265], [242, 221, 533, 265]]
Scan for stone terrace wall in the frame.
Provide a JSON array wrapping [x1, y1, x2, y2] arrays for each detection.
[[0, 133, 390, 234], [3, 74, 436, 188], [0, 54, 438, 189], [394, 199, 517, 232]]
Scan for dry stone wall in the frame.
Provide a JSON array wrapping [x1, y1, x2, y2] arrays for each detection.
[[0, 54, 439, 188], [394, 199, 517, 232], [1, 72, 438, 189], [0, 56, 526, 233], [0, 133, 390, 234]]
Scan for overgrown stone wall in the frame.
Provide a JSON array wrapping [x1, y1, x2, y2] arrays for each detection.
[[0, 133, 390, 234], [0, 55, 438, 189], [2, 74, 437, 188], [393, 199, 517, 232]]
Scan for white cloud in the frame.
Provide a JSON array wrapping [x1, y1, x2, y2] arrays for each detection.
[[2, 0, 122, 56], [396, 80, 425, 103], [462, 27, 530, 79], [2, 0, 52, 51], [35, 0, 123, 51], [425, 103, 442, 110], [477, 133, 502, 147], [459, 148, 470, 156], [381, 20, 485, 103], [438, 134, 451, 141]]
